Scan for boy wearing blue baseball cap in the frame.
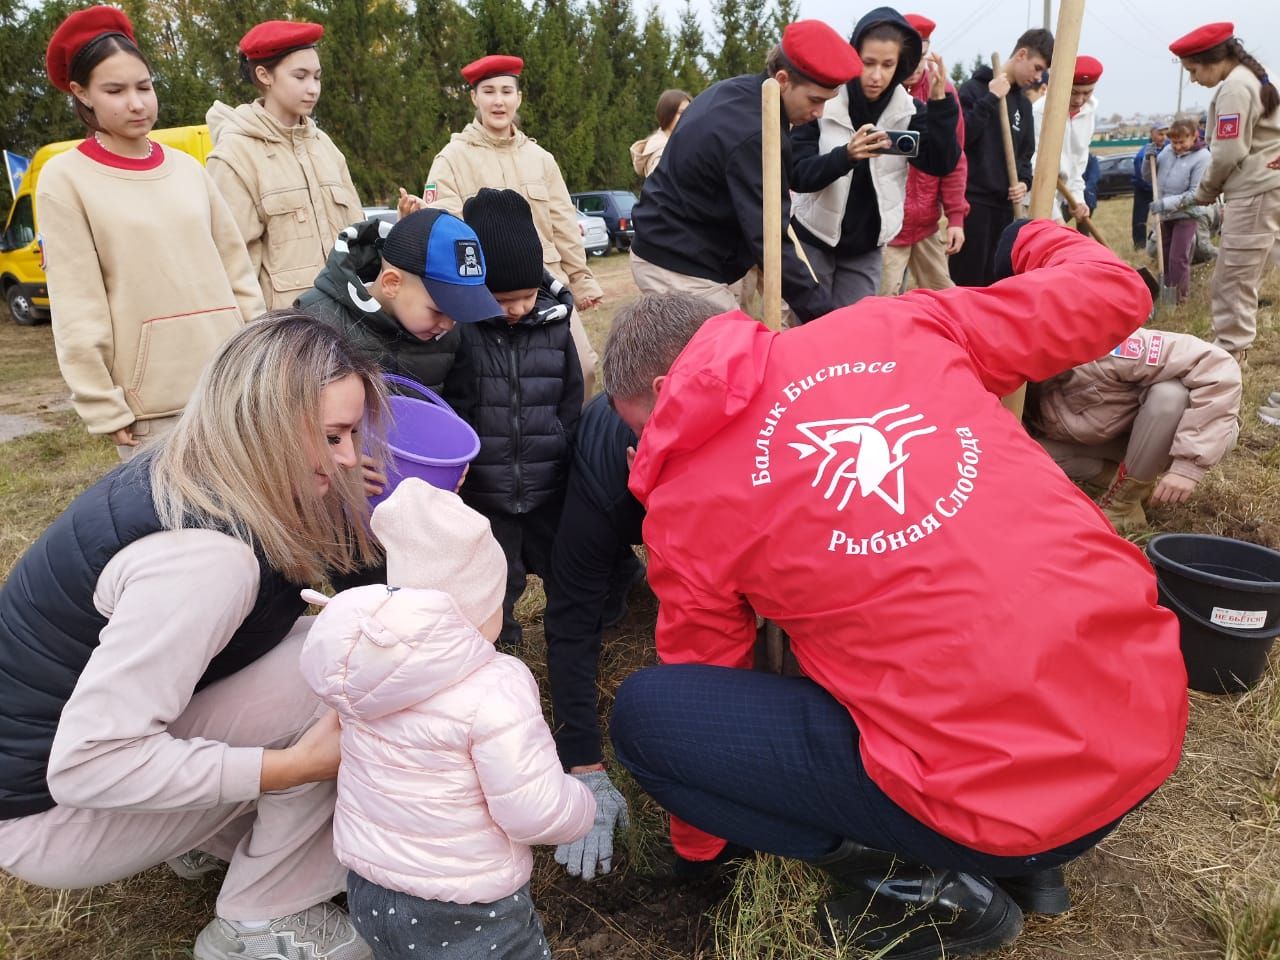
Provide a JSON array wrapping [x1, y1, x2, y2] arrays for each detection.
[[297, 208, 502, 395]]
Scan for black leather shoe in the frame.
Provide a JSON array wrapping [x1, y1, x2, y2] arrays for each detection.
[[810, 840, 1023, 960], [996, 866, 1071, 915]]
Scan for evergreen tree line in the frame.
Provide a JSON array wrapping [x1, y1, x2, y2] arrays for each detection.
[[1, 0, 803, 202]]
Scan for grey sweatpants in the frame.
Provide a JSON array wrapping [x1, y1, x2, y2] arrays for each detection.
[[0, 623, 346, 922], [348, 874, 552, 960], [1037, 380, 1191, 483]]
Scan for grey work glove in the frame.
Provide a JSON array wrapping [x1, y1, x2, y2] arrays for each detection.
[[554, 770, 630, 881]]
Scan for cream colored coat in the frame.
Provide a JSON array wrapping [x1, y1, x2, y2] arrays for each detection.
[[1034, 329, 1241, 482], [630, 129, 669, 177], [1198, 63, 1280, 202], [206, 101, 364, 309], [791, 84, 916, 248], [426, 121, 603, 302], [37, 147, 262, 435], [300, 586, 596, 905]]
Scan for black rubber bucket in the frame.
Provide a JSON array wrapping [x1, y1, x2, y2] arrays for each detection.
[[1146, 533, 1280, 633], [1156, 585, 1280, 694]]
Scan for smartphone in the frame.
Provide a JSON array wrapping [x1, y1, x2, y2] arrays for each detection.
[[876, 129, 920, 158]]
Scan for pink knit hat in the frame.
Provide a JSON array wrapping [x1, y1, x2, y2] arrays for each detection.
[[369, 479, 506, 629]]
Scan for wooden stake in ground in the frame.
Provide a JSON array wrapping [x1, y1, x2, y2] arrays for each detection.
[[761, 78, 783, 333], [1003, 0, 1086, 420], [760, 76, 786, 673], [992, 53, 1022, 222], [1056, 176, 1110, 247]]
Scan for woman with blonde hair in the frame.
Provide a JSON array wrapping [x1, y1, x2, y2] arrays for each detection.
[[631, 88, 692, 178], [0, 312, 390, 960], [206, 20, 364, 310], [38, 5, 263, 459], [424, 54, 603, 393]]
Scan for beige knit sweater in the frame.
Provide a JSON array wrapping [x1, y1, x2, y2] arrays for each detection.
[[37, 147, 264, 434]]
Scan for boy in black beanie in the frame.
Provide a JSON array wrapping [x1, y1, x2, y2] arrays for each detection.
[[446, 188, 585, 648]]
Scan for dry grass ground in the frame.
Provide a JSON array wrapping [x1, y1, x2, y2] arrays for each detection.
[[2, 205, 1279, 959]]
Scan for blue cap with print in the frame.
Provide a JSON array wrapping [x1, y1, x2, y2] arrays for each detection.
[[382, 208, 502, 324]]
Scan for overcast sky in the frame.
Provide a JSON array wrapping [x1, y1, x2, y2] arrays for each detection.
[[655, 0, 1274, 119]]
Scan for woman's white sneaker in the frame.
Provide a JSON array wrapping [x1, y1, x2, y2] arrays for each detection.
[[194, 902, 371, 960]]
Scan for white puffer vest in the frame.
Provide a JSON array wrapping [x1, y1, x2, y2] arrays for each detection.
[[792, 84, 917, 248]]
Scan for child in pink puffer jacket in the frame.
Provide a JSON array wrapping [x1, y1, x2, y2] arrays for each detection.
[[299, 479, 596, 960]]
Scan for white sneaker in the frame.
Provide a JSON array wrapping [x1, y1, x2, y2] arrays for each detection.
[[194, 903, 371, 960], [1266, 391, 1280, 407], [167, 850, 226, 880], [1259, 404, 1280, 427]]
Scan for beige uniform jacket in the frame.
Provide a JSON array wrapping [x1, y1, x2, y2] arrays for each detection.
[[630, 129, 668, 178], [1033, 329, 1241, 482], [1196, 64, 1280, 202], [38, 148, 262, 435], [206, 101, 364, 310], [426, 121, 603, 302]]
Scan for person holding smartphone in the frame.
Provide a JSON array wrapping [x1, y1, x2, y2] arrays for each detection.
[[790, 7, 960, 307]]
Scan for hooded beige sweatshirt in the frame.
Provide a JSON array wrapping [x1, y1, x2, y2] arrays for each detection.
[[630, 128, 669, 178], [426, 121, 603, 303], [206, 101, 364, 309]]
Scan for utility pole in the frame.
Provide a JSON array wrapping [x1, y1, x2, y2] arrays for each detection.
[[1043, 0, 1051, 28], [1175, 60, 1183, 115]]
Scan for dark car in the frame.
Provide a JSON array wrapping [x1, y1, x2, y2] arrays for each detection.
[[1096, 152, 1137, 199], [570, 190, 637, 251]]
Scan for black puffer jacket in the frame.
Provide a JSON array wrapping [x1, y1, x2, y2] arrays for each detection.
[[445, 272, 584, 515], [295, 218, 461, 393]]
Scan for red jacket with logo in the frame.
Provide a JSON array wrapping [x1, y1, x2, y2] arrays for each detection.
[[628, 222, 1187, 860]]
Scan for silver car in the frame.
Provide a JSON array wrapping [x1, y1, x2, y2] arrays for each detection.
[[577, 210, 610, 257]]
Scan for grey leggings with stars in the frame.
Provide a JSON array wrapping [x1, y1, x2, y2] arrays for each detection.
[[347, 873, 552, 959]]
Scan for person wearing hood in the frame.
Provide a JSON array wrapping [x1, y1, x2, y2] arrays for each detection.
[[1030, 56, 1103, 224], [37, 6, 263, 459], [630, 89, 692, 178], [790, 8, 961, 306], [424, 55, 603, 396], [444, 189, 585, 651], [601, 223, 1186, 959], [205, 20, 365, 310], [300, 480, 596, 960], [948, 29, 1052, 287]]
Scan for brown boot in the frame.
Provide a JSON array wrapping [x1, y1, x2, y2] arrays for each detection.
[[1098, 472, 1157, 534], [1080, 461, 1120, 499]]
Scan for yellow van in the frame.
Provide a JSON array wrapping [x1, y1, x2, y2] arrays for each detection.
[[0, 125, 213, 325]]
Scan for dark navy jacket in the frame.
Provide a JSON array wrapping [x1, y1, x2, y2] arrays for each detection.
[[0, 458, 307, 819], [630, 73, 836, 323]]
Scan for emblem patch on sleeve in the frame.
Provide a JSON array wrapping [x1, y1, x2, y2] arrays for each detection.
[[423, 182, 438, 204], [1111, 336, 1144, 359], [1145, 333, 1165, 365], [1216, 114, 1240, 140]]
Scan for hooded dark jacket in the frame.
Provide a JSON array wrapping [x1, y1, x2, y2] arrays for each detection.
[[295, 218, 461, 394], [444, 272, 584, 516], [957, 65, 1036, 205], [791, 8, 959, 255]]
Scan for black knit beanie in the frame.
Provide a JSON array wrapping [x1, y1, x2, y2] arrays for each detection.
[[462, 188, 544, 293]]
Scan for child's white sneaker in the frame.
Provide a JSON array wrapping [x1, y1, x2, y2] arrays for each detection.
[[194, 903, 371, 959]]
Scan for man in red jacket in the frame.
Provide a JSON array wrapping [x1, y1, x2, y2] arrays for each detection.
[[604, 221, 1187, 960]]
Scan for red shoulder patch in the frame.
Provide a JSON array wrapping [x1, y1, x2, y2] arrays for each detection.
[[1216, 113, 1241, 140]]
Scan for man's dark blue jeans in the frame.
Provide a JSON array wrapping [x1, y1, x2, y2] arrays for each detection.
[[610, 664, 1121, 875]]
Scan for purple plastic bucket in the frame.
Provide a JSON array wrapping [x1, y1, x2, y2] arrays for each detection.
[[369, 374, 479, 507]]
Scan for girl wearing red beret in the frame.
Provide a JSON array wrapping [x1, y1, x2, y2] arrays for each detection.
[[424, 55, 604, 394], [1171, 22, 1280, 365], [37, 5, 264, 458], [205, 20, 364, 310]]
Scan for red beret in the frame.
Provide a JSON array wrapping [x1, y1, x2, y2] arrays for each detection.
[[46, 5, 136, 93], [1169, 22, 1233, 58], [781, 20, 863, 87], [461, 55, 524, 86], [905, 14, 936, 42], [239, 21, 324, 61], [1073, 55, 1103, 86]]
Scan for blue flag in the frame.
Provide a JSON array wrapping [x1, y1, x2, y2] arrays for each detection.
[[4, 151, 31, 196]]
